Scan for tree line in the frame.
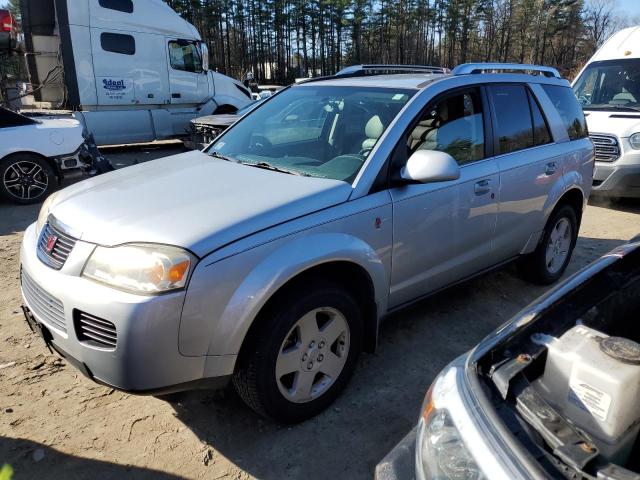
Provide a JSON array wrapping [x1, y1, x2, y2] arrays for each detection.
[[0, 0, 634, 87], [166, 0, 633, 84]]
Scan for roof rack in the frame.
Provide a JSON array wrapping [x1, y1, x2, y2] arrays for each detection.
[[335, 64, 450, 77], [452, 63, 561, 79]]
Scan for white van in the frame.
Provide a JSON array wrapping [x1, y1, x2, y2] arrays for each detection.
[[573, 27, 640, 198], [20, 0, 252, 146]]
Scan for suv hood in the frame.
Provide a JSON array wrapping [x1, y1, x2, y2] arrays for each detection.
[[584, 110, 640, 138], [48, 151, 352, 257]]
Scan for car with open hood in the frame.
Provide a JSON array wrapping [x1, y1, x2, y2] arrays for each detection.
[[19, 63, 593, 423], [376, 236, 640, 480]]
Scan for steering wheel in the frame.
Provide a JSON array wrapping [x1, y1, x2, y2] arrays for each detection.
[[358, 147, 373, 157]]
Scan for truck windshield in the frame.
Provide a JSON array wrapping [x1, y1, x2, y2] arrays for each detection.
[[573, 58, 640, 111], [205, 85, 415, 182]]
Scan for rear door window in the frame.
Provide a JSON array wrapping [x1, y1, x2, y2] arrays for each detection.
[[542, 84, 588, 140], [488, 85, 534, 154]]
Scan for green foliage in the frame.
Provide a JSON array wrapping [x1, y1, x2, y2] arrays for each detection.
[[166, 0, 611, 83]]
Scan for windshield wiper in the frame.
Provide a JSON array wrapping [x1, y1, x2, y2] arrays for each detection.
[[208, 151, 236, 162], [247, 161, 310, 176], [584, 104, 640, 112]]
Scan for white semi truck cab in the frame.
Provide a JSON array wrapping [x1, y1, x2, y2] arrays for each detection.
[[572, 27, 640, 199], [20, 0, 252, 145]]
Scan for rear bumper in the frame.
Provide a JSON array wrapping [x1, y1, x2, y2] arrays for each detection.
[[0, 31, 17, 50], [592, 163, 640, 198]]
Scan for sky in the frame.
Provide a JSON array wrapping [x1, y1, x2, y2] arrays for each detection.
[[619, 0, 640, 17]]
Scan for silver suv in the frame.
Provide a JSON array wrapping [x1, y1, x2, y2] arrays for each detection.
[[19, 63, 594, 423]]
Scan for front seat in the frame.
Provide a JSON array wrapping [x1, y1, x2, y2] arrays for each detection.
[[409, 118, 439, 151], [361, 115, 384, 154]]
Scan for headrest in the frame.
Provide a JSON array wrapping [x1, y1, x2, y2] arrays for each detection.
[[410, 118, 438, 141], [365, 115, 384, 139]]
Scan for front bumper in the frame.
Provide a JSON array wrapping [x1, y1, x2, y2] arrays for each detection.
[[592, 142, 640, 198], [375, 428, 417, 480], [19, 222, 227, 393]]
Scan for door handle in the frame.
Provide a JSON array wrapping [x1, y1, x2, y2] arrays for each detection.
[[474, 179, 491, 195], [545, 161, 558, 175], [172, 93, 181, 99]]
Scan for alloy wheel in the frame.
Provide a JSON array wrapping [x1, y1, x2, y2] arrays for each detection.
[[3, 160, 49, 201], [275, 307, 350, 404], [545, 217, 572, 275]]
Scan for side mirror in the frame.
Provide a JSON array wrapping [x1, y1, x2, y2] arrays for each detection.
[[400, 150, 460, 183], [200, 42, 209, 72]]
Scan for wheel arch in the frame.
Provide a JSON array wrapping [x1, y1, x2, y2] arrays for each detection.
[[552, 187, 585, 228], [234, 260, 379, 372]]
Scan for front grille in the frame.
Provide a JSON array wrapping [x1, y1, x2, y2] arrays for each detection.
[[75, 311, 117, 349], [590, 133, 621, 162], [21, 269, 66, 333], [37, 221, 77, 270]]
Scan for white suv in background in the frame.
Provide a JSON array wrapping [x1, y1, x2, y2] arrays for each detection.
[[573, 26, 640, 198]]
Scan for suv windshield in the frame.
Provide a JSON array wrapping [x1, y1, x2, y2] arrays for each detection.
[[206, 85, 415, 182], [573, 58, 640, 111]]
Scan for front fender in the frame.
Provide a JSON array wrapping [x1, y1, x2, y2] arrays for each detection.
[[179, 230, 391, 360]]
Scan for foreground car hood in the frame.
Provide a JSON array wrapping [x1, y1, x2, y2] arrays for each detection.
[[193, 114, 238, 127], [49, 151, 351, 257], [585, 110, 640, 138]]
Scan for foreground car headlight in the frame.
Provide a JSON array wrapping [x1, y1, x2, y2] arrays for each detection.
[[415, 360, 518, 480], [36, 192, 57, 234], [417, 391, 485, 480], [82, 244, 196, 294], [417, 375, 485, 480], [630, 133, 640, 150]]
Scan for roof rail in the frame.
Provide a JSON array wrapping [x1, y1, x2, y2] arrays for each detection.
[[452, 63, 561, 79], [335, 64, 450, 77]]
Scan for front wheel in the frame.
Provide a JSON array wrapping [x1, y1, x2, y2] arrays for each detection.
[[233, 283, 362, 423], [0, 153, 56, 205], [520, 204, 578, 285]]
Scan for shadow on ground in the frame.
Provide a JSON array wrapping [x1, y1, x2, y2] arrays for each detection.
[[0, 437, 184, 480], [165, 236, 627, 480], [589, 196, 640, 215]]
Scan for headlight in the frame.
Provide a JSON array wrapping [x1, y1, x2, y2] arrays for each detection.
[[417, 396, 485, 480], [630, 133, 640, 150], [82, 244, 196, 294], [36, 192, 57, 234], [416, 387, 486, 480]]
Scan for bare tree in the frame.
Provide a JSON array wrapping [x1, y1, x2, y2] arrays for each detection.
[[583, 0, 617, 49]]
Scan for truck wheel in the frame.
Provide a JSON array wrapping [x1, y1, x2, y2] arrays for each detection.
[[521, 204, 578, 285], [233, 283, 362, 423], [0, 153, 56, 205]]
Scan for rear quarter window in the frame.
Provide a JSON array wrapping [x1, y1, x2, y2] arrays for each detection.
[[542, 85, 588, 140]]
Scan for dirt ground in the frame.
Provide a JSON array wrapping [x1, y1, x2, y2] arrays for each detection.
[[1, 144, 639, 480]]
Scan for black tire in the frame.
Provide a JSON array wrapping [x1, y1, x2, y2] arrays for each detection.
[[520, 204, 578, 285], [232, 283, 363, 423], [0, 153, 57, 205]]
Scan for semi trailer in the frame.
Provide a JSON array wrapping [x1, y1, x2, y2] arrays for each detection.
[[19, 0, 252, 145]]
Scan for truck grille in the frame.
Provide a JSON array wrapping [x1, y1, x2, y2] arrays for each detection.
[[75, 311, 117, 349], [37, 221, 77, 270], [21, 269, 66, 333], [590, 133, 620, 162]]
